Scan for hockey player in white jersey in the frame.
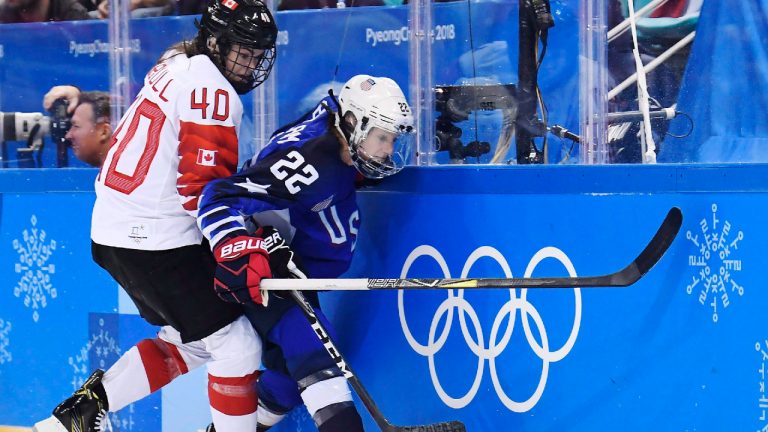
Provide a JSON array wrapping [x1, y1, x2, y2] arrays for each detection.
[[32, 0, 277, 431]]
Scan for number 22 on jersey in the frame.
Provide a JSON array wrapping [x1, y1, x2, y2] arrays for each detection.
[[270, 150, 319, 194]]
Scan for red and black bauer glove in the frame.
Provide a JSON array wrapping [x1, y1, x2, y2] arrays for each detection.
[[212, 234, 272, 305]]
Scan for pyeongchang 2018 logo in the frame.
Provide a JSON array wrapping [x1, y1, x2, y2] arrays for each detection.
[[398, 245, 581, 412]]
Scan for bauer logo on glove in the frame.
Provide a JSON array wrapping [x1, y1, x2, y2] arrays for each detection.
[[217, 237, 267, 260], [259, 229, 285, 252], [213, 234, 272, 305]]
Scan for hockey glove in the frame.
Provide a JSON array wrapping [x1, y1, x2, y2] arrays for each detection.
[[213, 234, 272, 305], [255, 226, 308, 280]]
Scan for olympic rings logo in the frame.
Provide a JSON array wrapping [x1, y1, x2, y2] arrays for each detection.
[[398, 245, 582, 412]]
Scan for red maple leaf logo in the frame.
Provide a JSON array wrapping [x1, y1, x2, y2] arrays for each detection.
[[197, 149, 217, 166]]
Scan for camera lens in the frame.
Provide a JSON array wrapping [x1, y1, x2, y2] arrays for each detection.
[[49, 98, 72, 146]]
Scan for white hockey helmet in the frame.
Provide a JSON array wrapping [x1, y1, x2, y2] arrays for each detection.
[[337, 75, 414, 179]]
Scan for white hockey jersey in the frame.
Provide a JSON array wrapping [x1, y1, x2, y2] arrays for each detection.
[[91, 52, 243, 250]]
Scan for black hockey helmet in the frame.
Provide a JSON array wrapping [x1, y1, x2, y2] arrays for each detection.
[[197, 0, 278, 94]]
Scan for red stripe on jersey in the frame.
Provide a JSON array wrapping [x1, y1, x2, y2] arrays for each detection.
[[137, 338, 190, 393], [208, 371, 259, 416], [177, 121, 238, 212]]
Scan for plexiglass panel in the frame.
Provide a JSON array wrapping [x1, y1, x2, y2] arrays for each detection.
[[0, 2, 276, 169], [1, 1, 763, 171], [0, 19, 114, 168], [410, 0, 581, 166], [578, 0, 763, 164]]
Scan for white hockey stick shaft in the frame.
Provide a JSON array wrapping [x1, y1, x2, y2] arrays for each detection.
[[263, 278, 370, 291]]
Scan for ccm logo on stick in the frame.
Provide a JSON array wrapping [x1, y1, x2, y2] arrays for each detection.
[[369, 279, 402, 288]]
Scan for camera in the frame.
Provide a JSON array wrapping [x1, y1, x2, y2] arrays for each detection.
[[49, 98, 73, 148], [434, 84, 517, 163], [0, 112, 50, 145], [435, 117, 491, 160], [0, 98, 72, 167]]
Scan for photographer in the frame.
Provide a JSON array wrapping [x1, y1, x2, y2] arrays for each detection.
[[0, 86, 81, 168], [42, 85, 81, 115], [42, 85, 112, 167]]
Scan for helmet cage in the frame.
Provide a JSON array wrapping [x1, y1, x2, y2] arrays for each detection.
[[348, 114, 414, 179], [339, 76, 414, 179], [219, 43, 276, 94], [349, 137, 413, 179]]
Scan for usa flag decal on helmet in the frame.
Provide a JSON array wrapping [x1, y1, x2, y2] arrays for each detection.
[[359, 78, 376, 91]]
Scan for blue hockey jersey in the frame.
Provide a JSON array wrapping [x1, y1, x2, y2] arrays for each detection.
[[198, 96, 360, 278]]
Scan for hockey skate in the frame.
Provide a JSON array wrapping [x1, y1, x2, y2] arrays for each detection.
[[33, 369, 111, 432]]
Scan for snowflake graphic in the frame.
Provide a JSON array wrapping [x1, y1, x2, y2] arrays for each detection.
[[685, 203, 745, 323], [109, 404, 136, 431], [68, 318, 137, 430], [756, 340, 768, 427], [13, 215, 57, 322], [0, 318, 11, 364], [68, 318, 122, 390]]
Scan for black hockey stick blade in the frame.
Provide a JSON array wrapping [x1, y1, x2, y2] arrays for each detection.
[[262, 207, 682, 291], [349, 372, 466, 432], [397, 206, 683, 289], [616, 206, 683, 284]]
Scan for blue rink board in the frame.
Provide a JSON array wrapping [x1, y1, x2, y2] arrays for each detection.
[[0, 163, 767, 431]]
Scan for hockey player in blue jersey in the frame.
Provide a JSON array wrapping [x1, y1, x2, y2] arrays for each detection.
[[198, 74, 414, 431]]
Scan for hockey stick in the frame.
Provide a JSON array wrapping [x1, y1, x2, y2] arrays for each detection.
[[264, 207, 682, 292], [289, 289, 466, 432]]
